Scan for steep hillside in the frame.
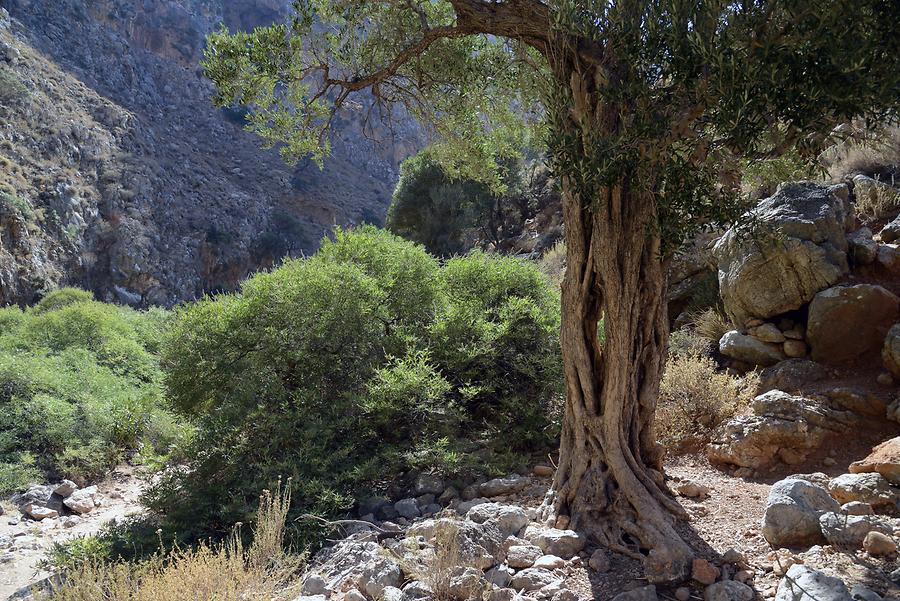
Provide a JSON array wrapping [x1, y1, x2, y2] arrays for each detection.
[[0, 0, 418, 306]]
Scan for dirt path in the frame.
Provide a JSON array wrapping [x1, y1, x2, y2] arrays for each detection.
[[0, 465, 146, 600]]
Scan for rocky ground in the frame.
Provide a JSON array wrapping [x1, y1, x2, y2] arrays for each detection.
[[0, 466, 145, 599]]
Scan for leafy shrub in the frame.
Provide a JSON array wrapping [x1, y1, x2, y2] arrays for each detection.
[[0, 190, 34, 220], [0, 67, 27, 105], [154, 227, 561, 544], [656, 355, 758, 451], [0, 291, 184, 492]]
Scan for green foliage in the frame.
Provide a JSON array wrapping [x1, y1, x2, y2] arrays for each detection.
[[0, 190, 34, 220], [155, 227, 561, 543], [0, 292, 185, 493]]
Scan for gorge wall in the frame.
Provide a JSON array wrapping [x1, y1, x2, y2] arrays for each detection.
[[0, 0, 418, 306]]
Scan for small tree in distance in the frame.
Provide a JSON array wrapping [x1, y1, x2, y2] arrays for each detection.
[[203, 0, 900, 581]]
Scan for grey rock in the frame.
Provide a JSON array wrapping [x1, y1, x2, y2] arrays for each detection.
[[761, 478, 840, 547], [851, 587, 883, 601], [479, 475, 528, 497], [818, 512, 891, 548], [292, 596, 326, 601], [413, 473, 445, 496], [507, 544, 543, 568], [719, 330, 786, 367], [53, 480, 77, 499], [485, 564, 513, 587], [509, 568, 561, 592], [402, 581, 434, 599], [394, 498, 420, 520], [849, 228, 878, 264], [775, 565, 851, 601], [552, 591, 580, 601], [457, 497, 489, 514], [757, 360, 828, 395], [447, 566, 485, 600], [435, 518, 505, 570], [883, 323, 900, 378], [611, 586, 658, 601], [524, 525, 586, 559], [829, 472, 899, 508], [307, 536, 402, 599], [466, 503, 529, 537], [841, 502, 874, 516], [300, 575, 327, 596], [21, 504, 57, 521], [715, 182, 849, 326], [381, 586, 408, 601], [882, 216, 900, 243], [704, 581, 754, 601], [806, 285, 900, 364]]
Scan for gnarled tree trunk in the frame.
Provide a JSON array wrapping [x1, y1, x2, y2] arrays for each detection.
[[541, 67, 693, 583]]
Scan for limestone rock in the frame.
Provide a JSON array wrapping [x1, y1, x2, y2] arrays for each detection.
[[479, 475, 528, 497], [413, 474, 445, 496], [447, 566, 485, 600], [849, 228, 878, 264], [863, 531, 897, 556], [53, 480, 77, 499], [524, 526, 586, 559], [507, 544, 543, 568], [533, 555, 566, 569], [394, 498, 420, 520], [708, 391, 851, 469], [715, 182, 849, 326], [850, 437, 900, 485], [465, 503, 528, 538], [719, 330, 786, 367], [775, 565, 851, 601], [63, 486, 97, 515], [761, 478, 840, 547], [882, 323, 900, 378], [611, 586, 658, 601], [783, 340, 807, 358], [828, 472, 899, 508], [841, 502, 874, 516], [704, 581, 753, 601], [435, 518, 504, 570], [818, 512, 891, 548], [21, 504, 57, 521], [307, 536, 402, 599], [806, 285, 900, 364], [757, 360, 828, 395], [402, 582, 434, 599], [880, 216, 900, 243], [509, 568, 561, 592], [750, 323, 786, 343]]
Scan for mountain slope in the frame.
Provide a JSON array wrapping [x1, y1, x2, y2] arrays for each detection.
[[0, 0, 418, 306]]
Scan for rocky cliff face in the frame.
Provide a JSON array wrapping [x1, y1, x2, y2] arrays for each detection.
[[0, 0, 418, 306]]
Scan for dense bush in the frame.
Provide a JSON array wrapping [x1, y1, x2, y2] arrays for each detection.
[[153, 227, 562, 542], [0, 289, 185, 493]]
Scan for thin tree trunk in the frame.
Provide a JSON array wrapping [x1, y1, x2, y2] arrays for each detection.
[[540, 175, 693, 582]]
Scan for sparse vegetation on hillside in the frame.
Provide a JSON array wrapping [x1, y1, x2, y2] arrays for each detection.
[[0, 289, 185, 493], [151, 227, 561, 544]]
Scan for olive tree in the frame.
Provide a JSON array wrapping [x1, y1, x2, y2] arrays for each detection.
[[203, 0, 899, 581]]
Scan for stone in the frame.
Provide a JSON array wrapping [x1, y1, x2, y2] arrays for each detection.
[[675, 588, 691, 601], [715, 182, 849, 326], [465, 503, 529, 537], [824, 387, 886, 417], [456, 498, 488, 514], [723, 548, 746, 565], [775, 565, 851, 601], [882, 323, 900, 378], [533, 555, 566, 569], [488, 589, 517, 601], [850, 437, 900, 484], [881, 217, 900, 244], [707, 391, 851, 469], [342, 590, 367, 601], [719, 331, 786, 366], [691, 558, 720, 585], [301, 574, 328, 595], [294, 596, 326, 601], [507, 544, 543, 568], [394, 498, 420, 519], [863, 531, 896, 556], [402, 582, 433, 599], [611, 586, 658, 601], [841, 502, 874, 516], [819, 512, 890, 548], [509, 568, 561, 592], [479, 475, 528, 497], [806, 285, 900, 364], [552, 591, 579, 601], [436, 518, 505, 570], [21, 504, 57, 521], [850, 587, 883, 601], [447, 566, 485, 600], [783, 340, 807, 358], [704, 581, 754, 601], [877, 372, 894, 386], [761, 478, 840, 547], [828, 472, 899, 508], [413, 474, 445, 495], [751, 323, 786, 343], [307, 537, 402, 599], [533, 465, 554, 477], [876, 243, 900, 273], [849, 228, 878, 264], [485, 565, 512, 587], [461, 485, 479, 501], [677, 481, 711, 500], [757, 360, 828, 394], [438, 487, 459, 504], [53, 480, 77, 499], [589, 549, 610, 573], [62, 485, 96, 514], [524, 526, 586, 559]]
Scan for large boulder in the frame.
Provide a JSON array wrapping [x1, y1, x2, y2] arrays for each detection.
[[435, 518, 505, 570], [707, 390, 852, 469], [719, 330, 786, 366], [775, 565, 851, 601], [850, 437, 900, 485], [828, 472, 899, 509], [715, 182, 849, 326], [465, 503, 528, 538], [757, 359, 828, 394], [883, 323, 900, 378], [761, 478, 840, 547], [307, 536, 402, 598], [806, 285, 900, 364]]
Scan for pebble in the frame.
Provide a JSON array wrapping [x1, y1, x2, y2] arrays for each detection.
[[863, 531, 897, 556], [675, 587, 690, 601]]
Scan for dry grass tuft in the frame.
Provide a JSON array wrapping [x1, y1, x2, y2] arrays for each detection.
[[425, 521, 476, 601], [687, 308, 733, 345], [48, 480, 303, 601], [656, 355, 758, 451], [538, 239, 566, 290], [824, 126, 900, 182], [854, 177, 900, 222]]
